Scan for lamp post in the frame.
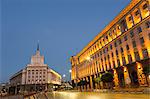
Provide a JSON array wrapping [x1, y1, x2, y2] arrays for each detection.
[[69, 69, 72, 82], [63, 74, 66, 82]]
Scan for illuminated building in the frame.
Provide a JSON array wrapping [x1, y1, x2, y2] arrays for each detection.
[[70, 0, 150, 90], [9, 43, 61, 94]]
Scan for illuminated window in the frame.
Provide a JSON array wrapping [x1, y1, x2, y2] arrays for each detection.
[[130, 31, 134, 38], [137, 27, 142, 33], [132, 40, 136, 48], [145, 21, 150, 28]]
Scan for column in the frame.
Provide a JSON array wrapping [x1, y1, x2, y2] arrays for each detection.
[[136, 62, 147, 86], [113, 69, 119, 88], [123, 66, 131, 88], [90, 76, 93, 91]]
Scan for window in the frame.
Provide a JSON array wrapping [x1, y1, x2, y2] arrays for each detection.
[[132, 40, 136, 48], [130, 31, 134, 38], [113, 61, 115, 68], [124, 35, 128, 41], [145, 21, 150, 28], [122, 57, 126, 65], [114, 42, 117, 47], [134, 52, 140, 61], [140, 37, 145, 45], [106, 47, 108, 52], [128, 16, 132, 21], [106, 36, 108, 39], [135, 10, 139, 16], [100, 51, 102, 55], [117, 59, 120, 67], [143, 3, 148, 10], [110, 44, 112, 50], [126, 44, 129, 50], [137, 27, 142, 33], [128, 55, 132, 63], [118, 39, 122, 44], [103, 49, 105, 53], [108, 55, 110, 59], [142, 49, 148, 59], [120, 47, 124, 53], [111, 52, 114, 57], [116, 50, 118, 56]]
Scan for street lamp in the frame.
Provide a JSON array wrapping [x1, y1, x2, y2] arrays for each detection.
[[63, 74, 66, 82], [69, 69, 72, 82]]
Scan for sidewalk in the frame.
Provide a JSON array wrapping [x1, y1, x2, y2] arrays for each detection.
[[93, 87, 150, 94]]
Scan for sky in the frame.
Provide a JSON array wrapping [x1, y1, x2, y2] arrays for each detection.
[[1, 0, 131, 83]]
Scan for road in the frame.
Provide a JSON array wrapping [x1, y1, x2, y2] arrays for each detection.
[[37, 91, 149, 99]]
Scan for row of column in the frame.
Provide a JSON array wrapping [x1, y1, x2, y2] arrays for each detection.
[[75, 61, 149, 91]]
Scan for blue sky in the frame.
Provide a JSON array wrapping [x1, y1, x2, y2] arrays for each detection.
[[1, 0, 131, 83]]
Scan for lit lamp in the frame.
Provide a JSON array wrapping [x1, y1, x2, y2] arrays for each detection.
[[69, 69, 72, 82], [63, 74, 66, 82]]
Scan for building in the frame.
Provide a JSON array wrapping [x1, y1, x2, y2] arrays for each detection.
[[9, 44, 61, 94], [70, 0, 150, 90]]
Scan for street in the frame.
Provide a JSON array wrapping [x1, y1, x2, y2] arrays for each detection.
[[37, 92, 149, 99]]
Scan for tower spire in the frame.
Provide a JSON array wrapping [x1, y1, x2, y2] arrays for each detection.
[[37, 40, 39, 51]]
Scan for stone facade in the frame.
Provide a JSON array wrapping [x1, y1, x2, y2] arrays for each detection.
[[9, 45, 61, 93], [70, 0, 150, 90]]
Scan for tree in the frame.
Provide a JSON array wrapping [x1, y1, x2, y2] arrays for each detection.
[[143, 66, 150, 86], [101, 72, 114, 89], [94, 76, 102, 89]]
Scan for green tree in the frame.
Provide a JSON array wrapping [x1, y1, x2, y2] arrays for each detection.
[[143, 66, 150, 86], [101, 72, 114, 89]]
